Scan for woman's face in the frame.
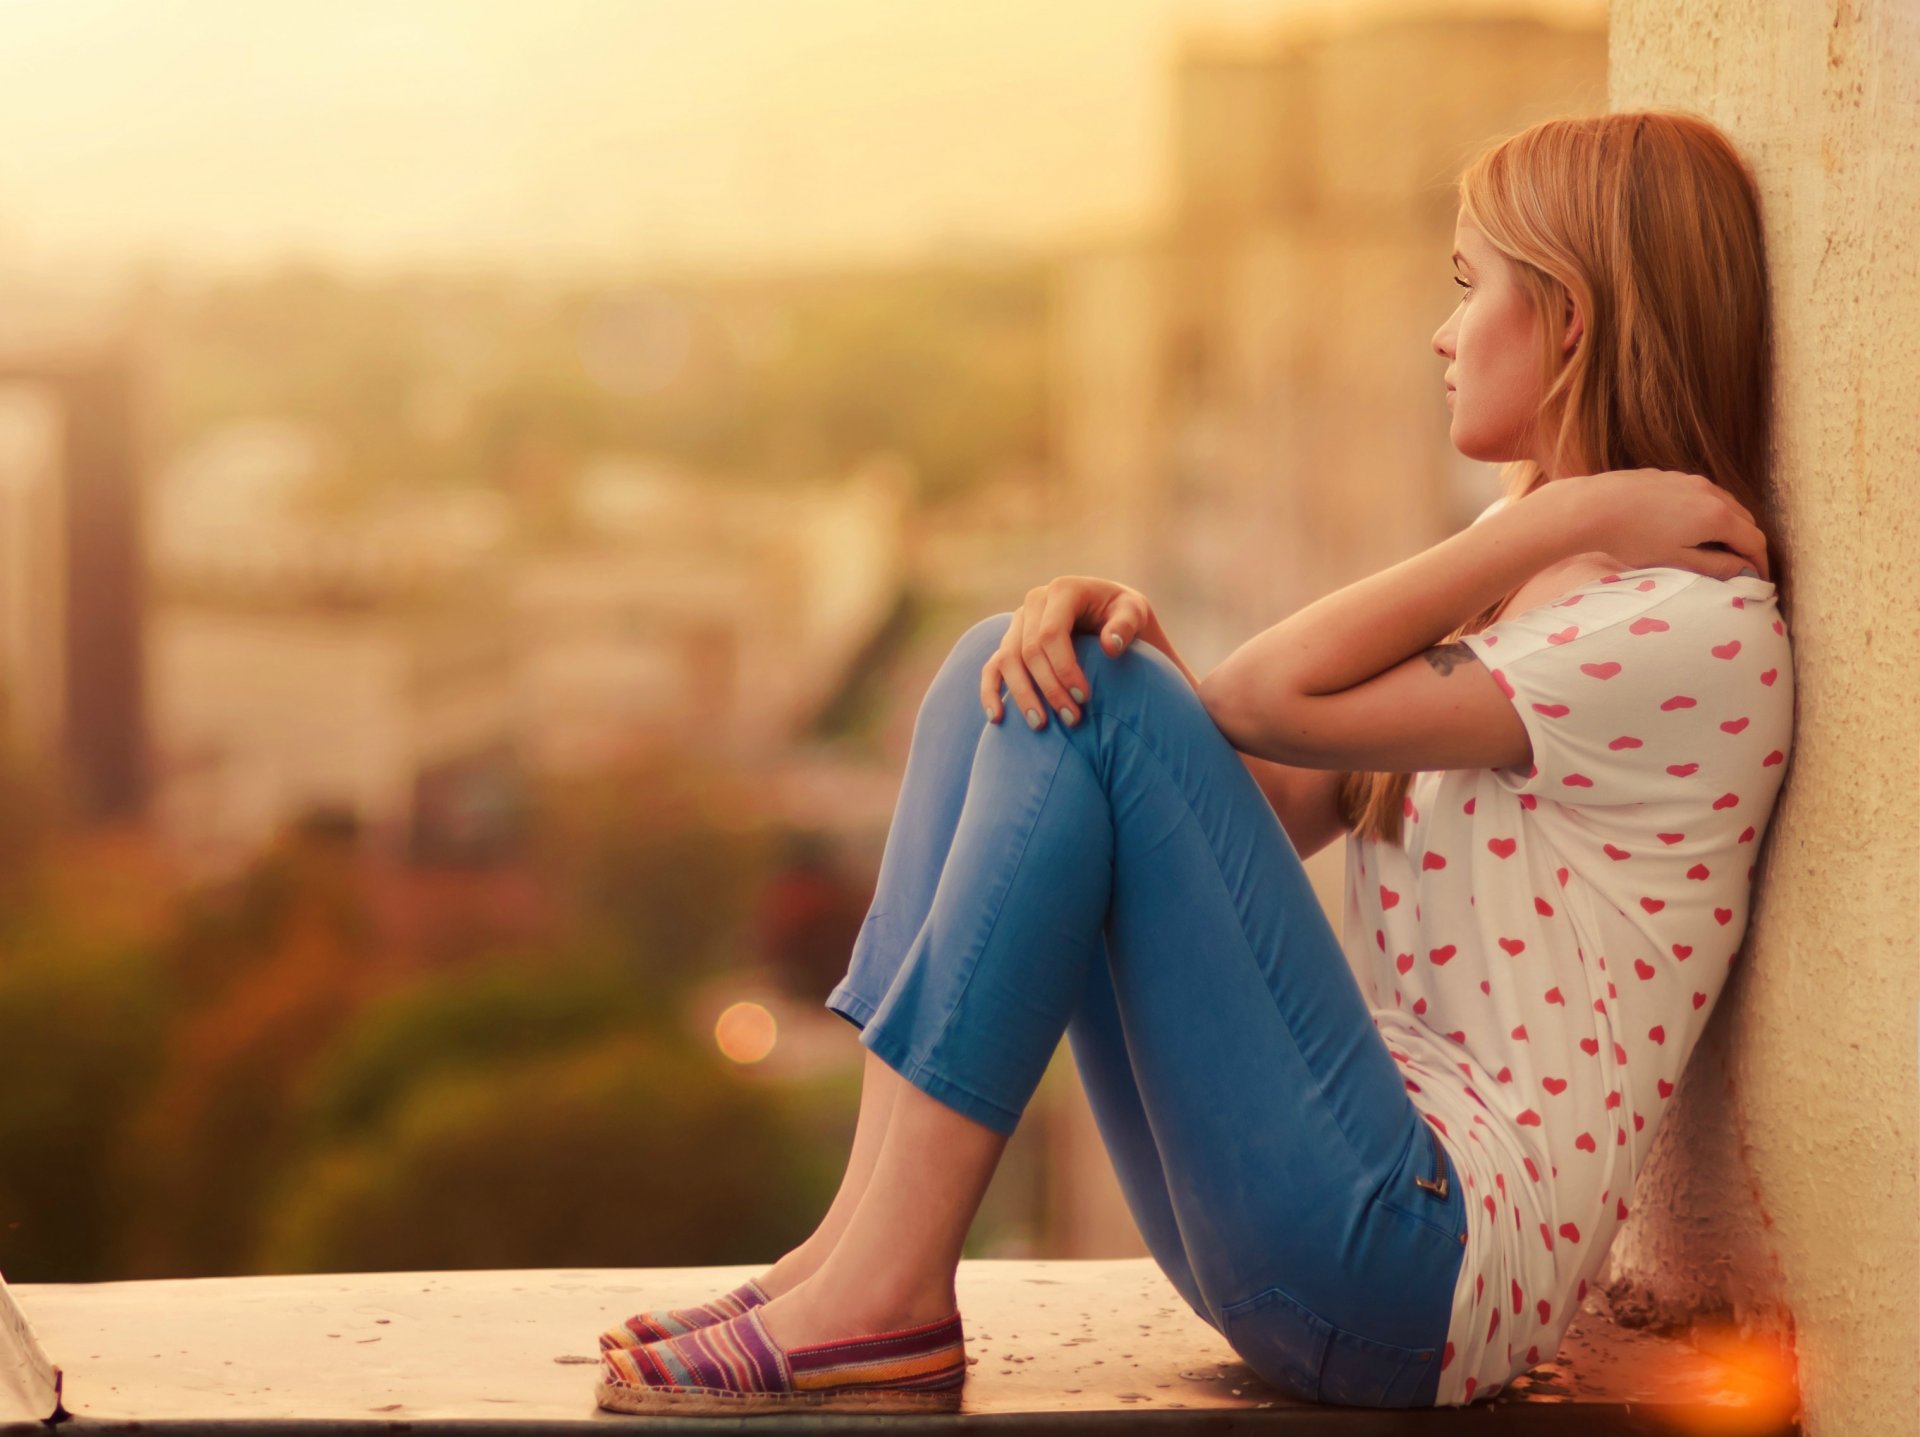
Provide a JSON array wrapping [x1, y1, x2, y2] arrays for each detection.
[[1432, 216, 1567, 472]]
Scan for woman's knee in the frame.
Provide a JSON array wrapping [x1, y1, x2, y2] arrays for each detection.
[[927, 612, 1015, 713], [958, 611, 1015, 664], [1068, 629, 1203, 719], [945, 615, 1201, 727]]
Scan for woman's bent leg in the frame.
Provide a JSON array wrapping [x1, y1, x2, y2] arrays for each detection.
[[825, 612, 1014, 1032], [825, 612, 1204, 1308], [1051, 634, 1466, 1407], [826, 615, 1465, 1409]]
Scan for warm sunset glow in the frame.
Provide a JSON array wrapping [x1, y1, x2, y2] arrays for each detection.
[[1659, 1321, 1802, 1435], [714, 1000, 780, 1065], [0, 0, 1604, 275]]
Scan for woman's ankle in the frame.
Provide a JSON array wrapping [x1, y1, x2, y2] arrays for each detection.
[[758, 1236, 837, 1297]]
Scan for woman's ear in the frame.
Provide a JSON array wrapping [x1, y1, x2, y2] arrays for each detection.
[[1561, 290, 1584, 355]]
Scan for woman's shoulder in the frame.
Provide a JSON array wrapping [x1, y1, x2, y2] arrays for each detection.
[[1631, 566, 1789, 637], [1550, 564, 1783, 626]]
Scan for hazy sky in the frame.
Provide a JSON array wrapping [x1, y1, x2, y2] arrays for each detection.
[[0, 0, 1603, 277]]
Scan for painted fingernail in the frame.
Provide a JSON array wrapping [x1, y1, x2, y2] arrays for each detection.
[[1058, 706, 1075, 726], [1069, 687, 1085, 704], [1026, 708, 1042, 729]]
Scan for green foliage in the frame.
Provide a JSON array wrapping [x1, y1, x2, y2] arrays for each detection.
[[290, 950, 660, 1151], [0, 712, 869, 1280], [524, 749, 775, 1006], [0, 940, 171, 1280], [0, 740, 68, 936], [257, 1034, 843, 1273]]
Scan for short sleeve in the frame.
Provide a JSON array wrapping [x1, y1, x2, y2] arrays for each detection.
[[1454, 567, 1778, 807]]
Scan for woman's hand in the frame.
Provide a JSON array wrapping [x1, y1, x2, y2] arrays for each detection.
[[1558, 468, 1772, 582], [981, 576, 1157, 729]]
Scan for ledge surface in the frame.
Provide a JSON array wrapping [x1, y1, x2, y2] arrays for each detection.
[[2, 1258, 1798, 1432]]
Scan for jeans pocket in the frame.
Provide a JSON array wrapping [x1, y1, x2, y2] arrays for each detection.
[[1218, 1283, 1440, 1409]]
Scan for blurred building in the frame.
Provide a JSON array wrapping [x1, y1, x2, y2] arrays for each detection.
[[1042, 4, 1606, 1257], [0, 389, 67, 768], [148, 423, 523, 876], [0, 328, 149, 823], [513, 452, 911, 771], [904, 459, 1057, 609], [152, 602, 523, 875], [1051, 7, 1605, 667]]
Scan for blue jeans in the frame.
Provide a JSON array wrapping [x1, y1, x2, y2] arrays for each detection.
[[824, 613, 1468, 1409]]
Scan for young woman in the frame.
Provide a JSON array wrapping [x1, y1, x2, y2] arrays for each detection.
[[594, 108, 1793, 1414]]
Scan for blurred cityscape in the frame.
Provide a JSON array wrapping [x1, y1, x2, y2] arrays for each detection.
[[0, 3, 1603, 1282]]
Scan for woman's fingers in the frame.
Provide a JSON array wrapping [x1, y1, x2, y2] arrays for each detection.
[[1685, 477, 1769, 581], [1037, 585, 1094, 712], [1692, 546, 1753, 581], [984, 620, 1035, 726], [1710, 484, 1768, 577], [1100, 600, 1145, 656], [1735, 512, 1771, 581], [1683, 536, 1767, 582], [982, 602, 1059, 730], [980, 647, 1006, 723], [981, 611, 1025, 724], [1714, 507, 1771, 581], [979, 581, 1157, 730], [1012, 589, 1075, 728]]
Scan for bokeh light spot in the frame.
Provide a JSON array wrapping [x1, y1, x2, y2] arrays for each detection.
[[714, 1000, 778, 1065]]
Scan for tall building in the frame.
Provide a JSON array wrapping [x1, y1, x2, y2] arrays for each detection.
[[0, 340, 149, 823], [0, 389, 67, 765], [1052, 8, 1607, 669]]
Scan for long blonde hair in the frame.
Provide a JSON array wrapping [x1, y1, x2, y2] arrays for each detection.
[[1336, 109, 1782, 847]]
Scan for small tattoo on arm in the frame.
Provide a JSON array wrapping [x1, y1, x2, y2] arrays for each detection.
[[1421, 641, 1477, 677]]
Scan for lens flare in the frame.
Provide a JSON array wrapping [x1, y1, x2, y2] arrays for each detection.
[[714, 1000, 778, 1065]]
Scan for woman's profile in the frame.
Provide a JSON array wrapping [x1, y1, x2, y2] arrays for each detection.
[[592, 108, 1794, 1415]]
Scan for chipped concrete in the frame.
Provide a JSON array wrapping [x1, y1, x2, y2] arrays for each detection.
[[0, 1274, 60, 1423]]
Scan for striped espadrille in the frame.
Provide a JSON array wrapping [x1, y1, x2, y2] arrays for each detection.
[[595, 1303, 967, 1415], [598, 1278, 771, 1351]]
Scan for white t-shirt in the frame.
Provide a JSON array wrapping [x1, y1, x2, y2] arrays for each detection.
[[1341, 547, 1794, 1406]]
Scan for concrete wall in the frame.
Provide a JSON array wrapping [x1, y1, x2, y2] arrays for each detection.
[[1604, 4, 1920, 1433]]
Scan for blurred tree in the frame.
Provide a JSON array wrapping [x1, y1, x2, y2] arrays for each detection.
[[288, 949, 660, 1152], [0, 938, 169, 1281], [752, 830, 874, 1005], [0, 734, 67, 934], [148, 810, 386, 1008], [117, 818, 383, 1277], [0, 685, 859, 1278], [526, 745, 773, 1011], [257, 1034, 849, 1272]]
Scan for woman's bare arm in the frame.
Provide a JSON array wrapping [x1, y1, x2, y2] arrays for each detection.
[[1199, 486, 1574, 709], [1132, 614, 1349, 859], [1237, 756, 1348, 859]]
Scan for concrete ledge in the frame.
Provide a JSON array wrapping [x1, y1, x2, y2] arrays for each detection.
[[2, 1259, 1798, 1432]]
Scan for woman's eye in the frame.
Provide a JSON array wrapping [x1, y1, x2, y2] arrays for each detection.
[[1453, 277, 1471, 292]]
